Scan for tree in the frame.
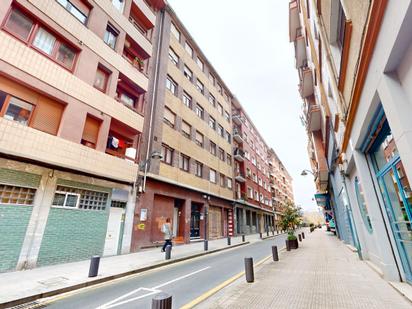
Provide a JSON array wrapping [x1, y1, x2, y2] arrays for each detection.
[[280, 203, 302, 240]]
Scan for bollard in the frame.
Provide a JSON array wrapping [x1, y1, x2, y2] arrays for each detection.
[[88, 255, 100, 278], [286, 239, 291, 251], [277, 230, 279, 235], [272, 245, 279, 261], [204, 240, 208, 251], [227, 236, 231, 246], [272, 229, 275, 236], [165, 245, 172, 260], [266, 230, 269, 237], [302, 232, 305, 239], [244, 257, 254, 283], [242, 234, 245, 242], [259, 232, 263, 239], [298, 234, 302, 242], [152, 292, 172, 309]]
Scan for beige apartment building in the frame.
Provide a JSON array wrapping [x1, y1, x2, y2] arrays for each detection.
[[0, 0, 164, 272]]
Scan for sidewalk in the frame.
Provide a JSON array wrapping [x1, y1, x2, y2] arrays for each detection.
[[0, 233, 270, 307], [198, 229, 412, 309]]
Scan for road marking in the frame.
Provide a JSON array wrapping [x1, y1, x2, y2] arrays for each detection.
[[97, 266, 211, 309], [180, 254, 276, 309]]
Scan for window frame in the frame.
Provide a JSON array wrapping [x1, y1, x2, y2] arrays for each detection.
[[93, 66, 110, 93], [1, 94, 35, 126], [161, 144, 174, 165], [168, 47, 179, 65], [182, 91, 192, 108], [56, 0, 89, 25], [195, 104, 204, 119], [209, 169, 217, 183], [103, 23, 119, 50], [179, 153, 190, 172], [52, 191, 81, 209], [166, 75, 177, 95], [195, 161, 203, 177]]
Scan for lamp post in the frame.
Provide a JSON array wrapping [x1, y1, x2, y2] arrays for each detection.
[[138, 150, 163, 192], [300, 169, 315, 177]]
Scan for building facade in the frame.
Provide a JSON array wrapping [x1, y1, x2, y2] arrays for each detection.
[[290, 0, 412, 286], [0, 0, 164, 272]]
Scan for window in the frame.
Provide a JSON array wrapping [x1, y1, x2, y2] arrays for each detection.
[[224, 111, 230, 122], [195, 131, 204, 147], [195, 104, 204, 119], [185, 42, 193, 57], [209, 73, 215, 85], [254, 191, 259, 201], [210, 141, 217, 156], [209, 169, 216, 183], [217, 83, 222, 94], [227, 154, 232, 166], [209, 94, 216, 107], [354, 177, 373, 233], [118, 91, 135, 108], [111, 0, 125, 13], [183, 92, 192, 108], [94, 66, 109, 92], [184, 65, 193, 81], [181, 120, 191, 138], [247, 187, 253, 198], [179, 153, 190, 172], [217, 103, 223, 115], [56, 42, 76, 68], [166, 75, 177, 95], [196, 80, 204, 94], [57, 0, 89, 24], [169, 48, 179, 65], [220, 174, 225, 187], [161, 144, 174, 165], [196, 57, 204, 71], [253, 173, 257, 182], [195, 161, 203, 177], [4, 96, 33, 126], [218, 124, 224, 137], [52, 186, 108, 210], [171, 23, 180, 41], [227, 178, 232, 189], [104, 24, 118, 49], [226, 131, 231, 143], [163, 107, 175, 128], [81, 115, 100, 148], [4, 8, 34, 41], [209, 116, 216, 130], [218, 148, 225, 161], [337, 0, 346, 49], [0, 184, 36, 205]]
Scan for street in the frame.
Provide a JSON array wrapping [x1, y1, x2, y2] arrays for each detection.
[[40, 234, 287, 309]]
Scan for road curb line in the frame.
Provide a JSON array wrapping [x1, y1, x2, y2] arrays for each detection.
[[180, 248, 286, 309], [0, 242, 250, 309]]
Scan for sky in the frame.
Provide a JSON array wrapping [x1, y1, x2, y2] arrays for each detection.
[[167, 0, 318, 211]]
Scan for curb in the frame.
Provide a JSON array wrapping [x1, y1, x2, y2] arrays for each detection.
[[1, 242, 250, 309]]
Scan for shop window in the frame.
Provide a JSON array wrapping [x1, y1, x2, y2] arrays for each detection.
[[94, 66, 110, 92], [104, 23, 118, 49], [0, 184, 36, 205], [56, 0, 89, 24], [81, 115, 100, 149], [354, 177, 373, 233], [52, 185, 108, 210]]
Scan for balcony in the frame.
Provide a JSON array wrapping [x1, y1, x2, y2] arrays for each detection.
[[312, 131, 329, 192], [123, 35, 150, 76], [116, 73, 145, 115], [236, 191, 246, 201], [235, 171, 246, 183], [232, 114, 243, 125], [289, 0, 300, 42], [130, 0, 156, 41], [295, 28, 307, 68], [307, 103, 321, 132], [234, 148, 245, 162], [233, 128, 243, 143], [299, 67, 314, 98], [0, 118, 139, 183]]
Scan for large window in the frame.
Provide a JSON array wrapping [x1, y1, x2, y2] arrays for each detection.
[[354, 177, 373, 233], [0, 184, 36, 205], [52, 185, 108, 210], [104, 24, 118, 49], [3, 8, 77, 70], [161, 144, 174, 165], [56, 0, 89, 24]]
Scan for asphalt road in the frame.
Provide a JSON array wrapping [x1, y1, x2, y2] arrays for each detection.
[[43, 233, 289, 309]]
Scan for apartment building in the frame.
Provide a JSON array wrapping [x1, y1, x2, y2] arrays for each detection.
[[0, 0, 164, 272], [290, 0, 412, 285], [232, 103, 276, 235], [132, 5, 236, 249]]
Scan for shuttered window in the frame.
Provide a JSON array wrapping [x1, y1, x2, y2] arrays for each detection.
[[163, 107, 175, 128], [81, 115, 100, 148], [195, 131, 203, 147], [181, 120, 191, 138], [31, 98, 64, 135]]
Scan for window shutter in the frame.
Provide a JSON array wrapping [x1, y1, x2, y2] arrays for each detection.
[[164, 107, 175, 126], [82, 115, 100, 144], [196, 131, 203, 143], [182, 121, 190, 135], [31, 98, 64, 135]]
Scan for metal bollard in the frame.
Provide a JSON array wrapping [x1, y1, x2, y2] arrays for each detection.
[[152, 292, 172, 309], [298, 234, 302, 242], [266, 230, 269, 237], [286, 239, 291, 251], [165, 245, 172, 260], [227, 236, 231, 246], [272, 245, 279, 261], [302, 232, 305, 239], [259, 232, 263, 239], [88, 255, 100, 278], [242, 234, 245, 242], [272, 229, 275, 236], [204, 240, 208, 251], [244, 257, 254, 283], [277, 230, 279, 235]]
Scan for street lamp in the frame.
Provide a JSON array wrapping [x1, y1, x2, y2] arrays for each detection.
[[139, 151, 163, 192], [300, 169, 315, 176]]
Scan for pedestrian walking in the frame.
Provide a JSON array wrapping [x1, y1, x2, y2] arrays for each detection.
[[161, 218, 173, 252]]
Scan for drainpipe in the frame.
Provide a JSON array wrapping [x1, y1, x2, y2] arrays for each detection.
[[142, 9, 165, 192]]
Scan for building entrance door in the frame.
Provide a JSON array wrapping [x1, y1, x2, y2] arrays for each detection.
[[190, 205, 200, 238]]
